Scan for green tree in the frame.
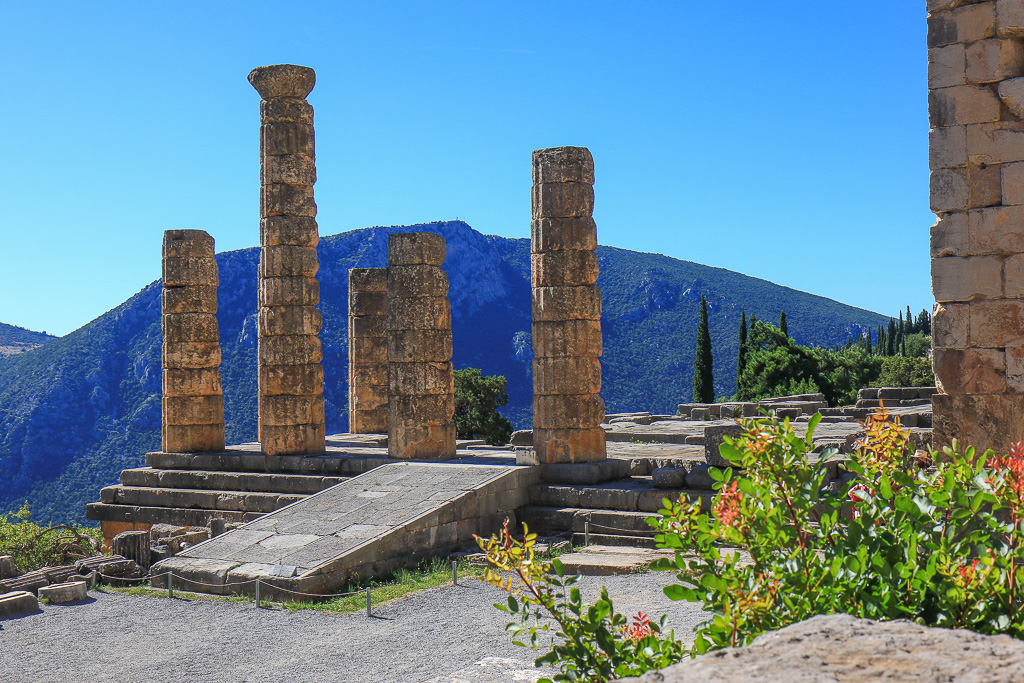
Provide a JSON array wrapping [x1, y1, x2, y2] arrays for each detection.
[[886, 318, 896, 356], [692, 294, 714, 403], [779, 310, 788, 337], [906, 305, 913, 333], [876, 325, 885, 356], [736, 309, 748, 393], [905, 332, 930, 359], [453, 368, 513, 445], [915, 308, 932, 335], [872, 356, 935, 388]]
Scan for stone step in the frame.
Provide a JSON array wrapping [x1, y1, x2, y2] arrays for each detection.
[[570, 533, 660, 551], [100, 486, 306, 514], [529, 482, 713, 513], [86, 503, 262, 527], [554, 545, 672, 574], [521, 506, 665, 536], [120, 468, 346, 494]]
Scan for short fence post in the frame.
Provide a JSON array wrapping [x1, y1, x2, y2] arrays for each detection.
[[255, 579, 261, 609], [366, 587, 372, 617], [584, 520, 590, 547], [452, 560, 458, 586], [168, 573, 174, 599]]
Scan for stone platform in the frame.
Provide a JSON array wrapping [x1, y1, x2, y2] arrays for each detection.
[[151, 460, 535, 596]]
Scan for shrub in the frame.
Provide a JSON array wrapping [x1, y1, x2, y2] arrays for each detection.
[[454, 368, 513, 445], [0, 502, 101, 572], [871, 355, 934, 388]]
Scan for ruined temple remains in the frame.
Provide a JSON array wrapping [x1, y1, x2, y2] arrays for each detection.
[[531, 147, 607, 465], [928, 1, 1024, 453], [249, 64, 326, 456], [161, 229, 225, 453], [348, 268, 388, 433], [387, 233, 456, 459]]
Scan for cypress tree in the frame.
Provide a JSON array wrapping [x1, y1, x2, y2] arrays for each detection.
[[779, 310, 788, 337], [737, 309, 748, 392], [876, 325, 885, 356], [864, 329, 872, 353], [906, 305, 913, 333], [886, 318, 896, 356], [692, 294, 714, 403]]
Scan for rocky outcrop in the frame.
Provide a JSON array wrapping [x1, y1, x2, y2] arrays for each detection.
[[619, 613, 1024, 682]]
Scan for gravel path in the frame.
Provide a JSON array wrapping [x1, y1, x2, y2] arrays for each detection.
[[0, 573, 705, 683]]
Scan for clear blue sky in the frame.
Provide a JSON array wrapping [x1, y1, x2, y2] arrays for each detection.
[[0, 1, 929, 337]]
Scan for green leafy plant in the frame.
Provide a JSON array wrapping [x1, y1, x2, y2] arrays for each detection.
[[478, 520, 685, 682], [454, 367, 513, 445], [0, 502, 101, 572]]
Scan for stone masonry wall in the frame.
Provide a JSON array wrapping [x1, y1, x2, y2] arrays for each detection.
[[386, 233, 456, 459], [249, 64, 326, 456], [348, 268, 388, 433], [161, 229, 225, 453], [929, 0, 1024, 453], [531, 147, 607, 464]]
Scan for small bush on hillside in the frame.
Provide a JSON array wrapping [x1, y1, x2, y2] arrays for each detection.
[[0, 502, 101, 572]]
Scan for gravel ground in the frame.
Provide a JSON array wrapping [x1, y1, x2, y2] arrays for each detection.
[[0, 572, 705, 683]]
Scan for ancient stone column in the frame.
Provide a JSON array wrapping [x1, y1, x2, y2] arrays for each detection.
[[387, 233, 456, 459], [249, 64, 325, 455], [349, 268, 388, 434], [531, 147, 606, 464], [161, 229, 225, 453], [929, 1, 1024, 454]]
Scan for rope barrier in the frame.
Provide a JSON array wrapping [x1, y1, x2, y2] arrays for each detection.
[[94, 569, 364, 601]]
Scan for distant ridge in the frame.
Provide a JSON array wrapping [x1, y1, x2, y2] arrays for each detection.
[[0, 322, 56, 357], [0, 220, 886, 523]]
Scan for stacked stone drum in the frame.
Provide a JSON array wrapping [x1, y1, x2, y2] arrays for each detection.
[[531, 147, 606, 464], [161, 229, 225, 453], [249, 64, 325, 455], [386, 233, 457, 459], [348, 268, 388, 434]]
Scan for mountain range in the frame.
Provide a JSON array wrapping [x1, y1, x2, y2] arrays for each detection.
[[0, 220, 887, 523]]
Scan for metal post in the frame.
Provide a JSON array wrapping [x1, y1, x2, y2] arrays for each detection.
[[255, 579, 261, 609], [168, 573, 174, 599], [452, 560, 458, 586], [366, 587, 372, 617], [584, 520, 590, 547]]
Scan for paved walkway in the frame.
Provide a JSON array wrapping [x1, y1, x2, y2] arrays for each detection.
[[0, 573, 704, 683]]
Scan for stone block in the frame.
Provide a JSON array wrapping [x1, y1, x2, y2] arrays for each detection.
[[249, 64, 316, 100], [932, 302, 971, 347], [262, 122, 314, 156], [350, 408, 387, 434], [966, 120, 1024, 164], [163, 424, 226, 453], [1005, 253, 1024, 295], [162, 286, 218, 315], [38, 580, 88, 604], [533, 357, 601, 395], [929, 3, 997, 46], [261, 183, 317, 217], [999, 77, 1024, 117], [578, 486, 640, 511], [259, 335, 323, 365], [705, 425, 745, 467], [969, 205, 1024, 254], [970, 299, 1024, 346], [387, 329, 453, 363], [260, 394, 325, 426], [388, 422, 456, 459], [349, 362, 387, 387], [389, 394, 455, 425], [1007, 347, 1024, 390], [1004, 162, 1024, 205], [970, 163, 1004, 207], [258, 305, 322, 336], [386, 296, 451, 330], [0, 591, 39, 619], [349, 290, 387, 317], [389, 361, 454, 395], [262, 153, 316, 185], [932, 255, 1003, 301], [685, 464, 716, 490], [349, 314, 386, 338], [929, 43, 967, 89], [387, 265, 449, 298], [533, 427, 607, 464], [534, 394, 605, 429], [259, 423, 326, 456], [349, 267, 387, 292], [259, 245, 318, 278], [262, 276, 319, 307], [930, 168, 970, 212], [350, 336, 387, 363], [532, 286, 602, 321], [533, 319, 603, 357], [349, 384, 389, 410], [531, 250, 599, 287], [934, 347, 1006, 394], [260, 363, 324, 395], [532, 182, 595, 218], [261, 216, 319, 247], [0, 555, 16, 580], [163, 229, 215, 259], [531, 217, 598, 252], [933, 392, 1024, 454], [532, 146, 595, 184], [929, 85, 1001, 127], [387, 232, 446, 266], [967, 38, 1024, 83], [260, 97, 313, 123], [930, 125, 967, 170], [162, 313, 219, 343], [162, 368, 222, 397], [163, 341, 221, 370], [999, 0, 1024, 36], [163, 395, 224, 425], [652, 467, 688, 489], [538, 458, 629, 484]]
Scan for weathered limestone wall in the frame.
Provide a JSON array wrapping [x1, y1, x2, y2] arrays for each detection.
[[531, 147, 606, 464], [348, 268, 388, 433], [386, 233, 456, 459], [929, 0, 1024, 453], [161, 229, 225, 453], [249, 64, 325, 456]]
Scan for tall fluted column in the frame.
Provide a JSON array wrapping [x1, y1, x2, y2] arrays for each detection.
[[249, 64, 325, 455], [531, 147, 606, 464], [349, 268, 388, 434], [387, 233, 456, 459], [162, 229, 225, 453]]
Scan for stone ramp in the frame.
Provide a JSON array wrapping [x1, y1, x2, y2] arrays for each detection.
[[152, 461, 536, 596]]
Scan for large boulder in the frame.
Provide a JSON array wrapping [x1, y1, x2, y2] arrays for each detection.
[[617, 613, 1024, 682]]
